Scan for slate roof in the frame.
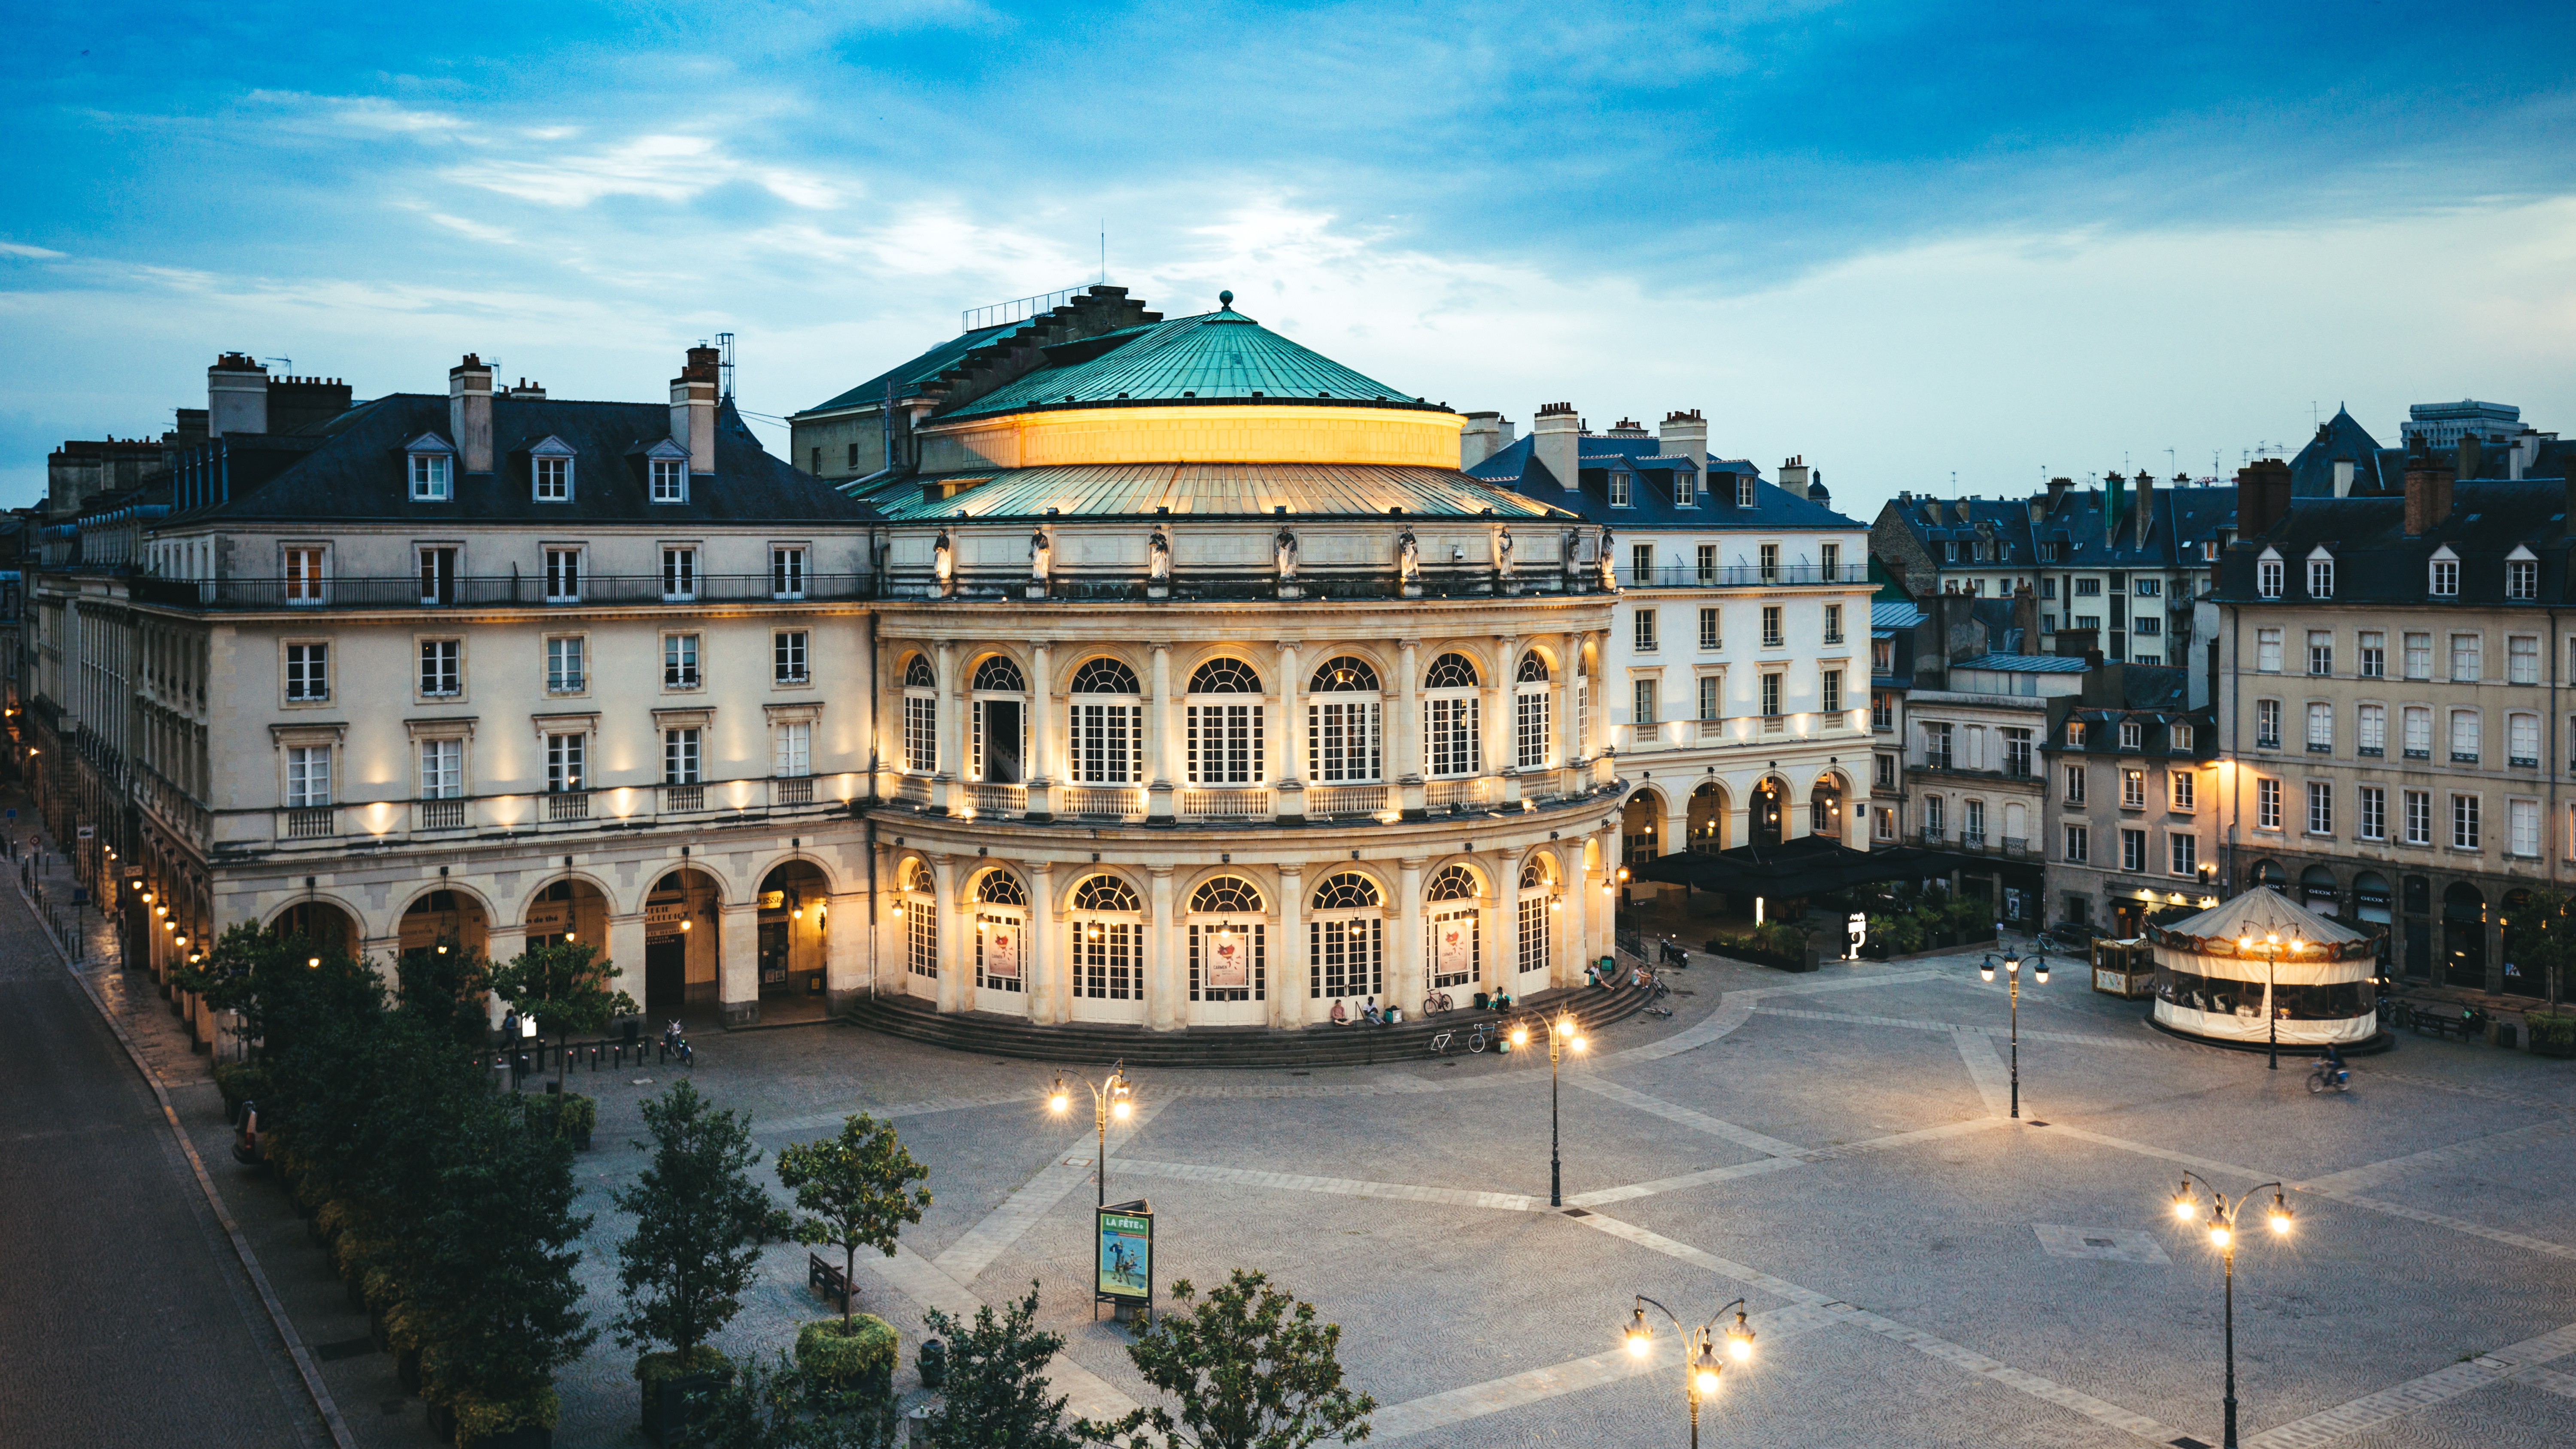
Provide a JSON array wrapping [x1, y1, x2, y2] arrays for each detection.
[[801, 323, 1020, 415], [1466, 433, 1859, 531], [2282, 408, 2571, 496], [2214, 480, 2570, 605], [1883, 483, 2235, 571], [1950, 653, 2088, 673], [161, 394, 873, 526], [937, 305, 1433, 421], [1871, 601, 1926, 630], [868, 463, 1578, 523]]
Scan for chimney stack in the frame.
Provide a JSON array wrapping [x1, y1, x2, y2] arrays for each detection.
[[1459, 410, 1506, 468], [207, 353, 269, 439], [507, 378, 548, 400], [2103, 471, 2125, 547], [2235, 459, 2292, 539], [1657, 409, 1707, 478], [448, 354, 495, 473], [1532, 403, 1581, 492], [2132, 471, 2155, 548], [2044, 476, 2072, 515], [1777, 454, 1810, 500], [2404, 445, 2453, 538], [671, 345, 721, 476]]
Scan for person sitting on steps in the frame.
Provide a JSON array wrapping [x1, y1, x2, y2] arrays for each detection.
[[1329, 999, 1350, 1025], [1361, 999, 1383, 1026]]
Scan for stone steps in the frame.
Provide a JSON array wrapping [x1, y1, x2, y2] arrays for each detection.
[[838, 982, 1656, 1069]]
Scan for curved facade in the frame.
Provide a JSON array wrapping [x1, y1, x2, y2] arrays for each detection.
[[2149, 887, 2378, 1048]]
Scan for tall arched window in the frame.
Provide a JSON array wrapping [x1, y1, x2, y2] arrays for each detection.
[[900, 860, 936, 979], [1516, 856, 1555, 981], [1069, 658, 1144, 784], [1071, 875, 1143, 1000], [1423, 653, 1481, 778], [901, 655, 938, 773], [973, 869, 1026, 993], [1308, 872, 1383, 1001], [971, 656, 1027, 784], [1514, 652, 1553, 770], [1306, 656, 1382, 783], [1425, 864, 1481, 989], [1187, 875, 1267, 1002], [1186, 657, 1264, 785], [1810, 777, 1844, 835]]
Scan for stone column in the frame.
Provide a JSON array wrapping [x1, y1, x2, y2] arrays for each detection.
[[1275, 865, 1303, 1028], [719, 902, 761, 1027], [1397, 638, 1425, 819], [1028, 861, 1059, 1023], [1394, 857, 1426, 1015], [933, 641, 961, 814], [825, 889, 866, 1013], [1274, 640, 1304, 823], [1594, 826, 1619, 965], [1026, 643, 1057, 821], [1148, 641, 1177, 823], [360, 935, 402, 990], [1485, 636, 1517, 802], [1497, 849, 1524, 998], [931, 855, 965, 1013], [606, 911, 647, 1004], [1148, 866, 1178, 1030]]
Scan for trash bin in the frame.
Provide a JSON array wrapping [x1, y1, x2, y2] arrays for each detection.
[[917, 1337, 948, 1390]]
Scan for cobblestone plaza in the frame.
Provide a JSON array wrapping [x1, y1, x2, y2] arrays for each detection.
[[58, 880, 2575, 1447]]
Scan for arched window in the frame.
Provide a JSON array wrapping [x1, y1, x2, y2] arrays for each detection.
[[1071, 875, 1143, 1001], [1425, 865, 1480, 989], [1069, 658, 1143, 784], [1513, 659, 1554, 771], [1188, 657, 1264, 785], [1424, 653, 1481, 778], [1308, 872, 1383, 1000], [975, 870, 1027, 905], [1811, 777, 1844, 835], [1518, 857, 1547, 890], [901, 655, 938, 773], [2443, 881, 2486, 989], [1188, 875, 1267, 1003], [972, 656, 1027, 784], [1516, 856, 1554, 981], [1307, 657, 1382, 783], [901, 860, 936, 979], [973, 869, 1026, 993]]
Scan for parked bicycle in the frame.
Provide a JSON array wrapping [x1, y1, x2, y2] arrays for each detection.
[[1422, 991, 1456, 1017], [1430, 1021, 1497, 1056]]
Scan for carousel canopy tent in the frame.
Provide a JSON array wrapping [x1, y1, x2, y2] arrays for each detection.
[[1631, 836, 1941, 896], [2152, 887, 2373, 962]]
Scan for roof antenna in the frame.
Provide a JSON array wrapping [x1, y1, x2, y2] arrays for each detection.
[[717, 332, 735, 401], [1100, 221, 1106, 286]]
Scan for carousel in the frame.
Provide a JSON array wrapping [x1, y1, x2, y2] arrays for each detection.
[[2148, 887, 2387, 1051]]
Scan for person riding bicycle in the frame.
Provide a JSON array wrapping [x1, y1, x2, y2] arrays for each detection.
[[2320, 1042, 2348, 1080]]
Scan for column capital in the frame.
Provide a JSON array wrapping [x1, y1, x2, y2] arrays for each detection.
[[1397, 638, 1423, 653], [1148, 864, 1176, 879], [1147, 640, 1173, 655], [1398, 855, 1430, 870]]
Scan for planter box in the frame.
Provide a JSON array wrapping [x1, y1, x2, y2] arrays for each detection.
[[470, 1428, 550, 1449], [644, 1369, 729, 1447]]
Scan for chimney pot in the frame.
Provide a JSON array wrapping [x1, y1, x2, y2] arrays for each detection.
[[448, 355, 495, 472], [1531, 403, 1583, 491]]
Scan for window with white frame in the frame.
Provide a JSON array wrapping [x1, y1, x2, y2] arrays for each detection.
[[650, 455, 687, 503], [544, 547, 581, 603], [1634, 608, 1657, 651], [2404, 788, 2430, 845], [285, 547, 328, 605], [2358, 784, 2385, 840], [665, 633, 700, 689], [2511, 711, 2540, 767], [1924, 795, 1945, 838], [772, 547, 807, 600], [2064, 762, 2086, 804], [774, 630, 809, 685], [2358, 630, 2385, 677], [2172, 723, 2194, 750], [1673, 469, 1695, 507], [2307, 781, 2333, 835], [2257, 699, 2281, 748], [2430, 554, 2458, 597], [1924, 720, 1953, 769], [1307, 656, 1383, 783], [2511, 798, 2540, 858], [2257, 777, 2281, 829], [2451, 632, 2481, 682], [903, 863, 937, 978], [2451, 708, 2480, 763], [545, 635, 585, 693], [1825, 602, 1844, 644], [2511, 635, 2539, 684], [2120, 720, 2143, 749], [419, 545, 457, 605], [1071, 657, 1146, 785], [663, 727, 702, 785], [1760, 671, 1783, 719], [662, 547, 697, 601], [2063, 823, 2089, 862], [2452, 793, 2480, 849], [2121, 828, 2146, 872], [1608, 471, 1631, 508], [285, 642, 329, 702], [1513, 652, 1552, 769], [2404, 705, 2431, 758], [532, 444, 574, 501], [546, 732, 585, 793], [2307, 702, 2333, 752], [1736, 475, 1756, 508], [2308, 630, 2333, 675], [774, 720, 812, 778], [2508, 555, 2539, 601], [1698, 607, 1720, 650], [902, 655, 938, 772], [2404, 632, 2431, 679], [2308, 554, 2334, 597], [1759, 543, 1780, 583], [286, 745, 332, 807], [1632, 677, 1659, 728], [1423, 653, 1481, 777], [2066, 719, 2087, 746], [419, 737, 462, 799], [410, 448, 453, 501], [2357, 702, 2385, 755], [2123, 768, 2146, 808], [2255, 627, 2282, 672], [1186, 656, 1264, 785], [2171, 770, 2195, 811], [2170, 832, 2197, 876], [1822, 541, 1842, 580], [1822, 668, 1843, 714], [418, 638, 460, 697], [2257, 556, 2283, 598], [1762, 605, 1783, 647]]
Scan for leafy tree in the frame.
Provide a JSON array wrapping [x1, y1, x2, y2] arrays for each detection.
[[413, 1094, 597, 1416], [2505, 889, 2574, 996], [686, 1351, 899, 1449], [775, 1113, 934, 1328], [613, 1080, 781, 1360], [1076, 1270, 1374, 1449], [490, 939, 638, 1090], [396, 941, 495, 1051], [919, 1285, 1079, 1449]]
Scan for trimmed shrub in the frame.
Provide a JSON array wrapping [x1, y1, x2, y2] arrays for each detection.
[[214, 1060, 270, 1118], [450, 1386, 559, 1448], [796, 1314, 898, 1394], [636, 1346, 731, 1424], [531, 1092, 597, 1144], [2528, 1013, 2576, 1058]]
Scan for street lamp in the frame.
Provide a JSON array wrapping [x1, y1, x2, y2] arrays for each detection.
[[1978, 949, 2049, 1118], [2236, 932, 2305, 1070], [1510, 1009, 1587, 1206], [1047, 1061, 1135, 1210], [2171, 1173, 2293, 1448], [1623, 1295, 1756, 1449]]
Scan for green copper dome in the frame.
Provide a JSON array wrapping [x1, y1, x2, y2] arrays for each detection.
[[940, 298, 1433, 421]]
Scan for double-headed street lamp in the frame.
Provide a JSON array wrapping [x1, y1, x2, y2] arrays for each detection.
[[2236, 932, 2305, 1070], [1047, 1061, 1134, 1210], [2171, 1172, 2295, 1448], [1510, 1009, 1587, 1206], [1978, 949, 2049, 1119], [1623, 1295, 1756, 1449]]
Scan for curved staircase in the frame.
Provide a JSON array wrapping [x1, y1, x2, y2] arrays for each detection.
[[838, 983, 1656, 1069]]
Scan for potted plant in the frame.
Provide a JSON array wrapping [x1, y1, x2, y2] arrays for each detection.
[[795, 1314, 899, 1402], [612, 1081, 779, 1443]]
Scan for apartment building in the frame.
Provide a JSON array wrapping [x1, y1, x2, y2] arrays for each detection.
[[2039, 665, 2221, 937]]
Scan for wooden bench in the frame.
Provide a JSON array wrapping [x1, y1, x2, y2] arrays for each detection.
[[2398, 1002, 2484, 1041], [808, 1252, 851, 1309]]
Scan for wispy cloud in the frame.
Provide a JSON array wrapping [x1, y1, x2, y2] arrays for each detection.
[[0, 242, 66, 259]]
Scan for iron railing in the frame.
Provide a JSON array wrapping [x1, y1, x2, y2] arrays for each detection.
[[131, 572, 871, 611]]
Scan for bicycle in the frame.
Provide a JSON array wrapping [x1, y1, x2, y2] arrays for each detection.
[[1429, 1021, 1497, 1056], [1422, 991, 1455, 1017], [2306, 1059, 2351, 1094], [1642, 978, 1674, 1019]]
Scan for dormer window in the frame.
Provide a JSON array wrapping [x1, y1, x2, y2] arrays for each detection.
[[1672, 471, 1695, 508], [2256, 547, 2283, 599], [530, 437, 576, 502], [406, 434, 456, 501], [647, 440, 690, 504], [2429, 547, 2459, 598], [1608, 470, 1631, 507], [2507, 546, 2538, 601], [1736, 476, 1756, 509], [2306, 547, 2334, 599]]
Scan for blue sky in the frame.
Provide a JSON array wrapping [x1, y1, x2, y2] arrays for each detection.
[[5, 1, 2573, 515]]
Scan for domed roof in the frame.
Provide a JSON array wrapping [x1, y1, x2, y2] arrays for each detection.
[[2150, 886, 2374, 962], [941, 298, 1433, 421]]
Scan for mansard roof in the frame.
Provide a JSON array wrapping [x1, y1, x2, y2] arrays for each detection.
[[1465, 433, 1856, 531]]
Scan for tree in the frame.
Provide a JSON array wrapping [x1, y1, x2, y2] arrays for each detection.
[[413, 1094, 597, 1423], [775, 1113, 933, 1328], [919, 1285, 1080, 1449], [2505, 889, 2574, 998], [613, 1080, 780, 1361], [1075, 1270, 1374, 1449], [489, 939, 638, 1091], [686, 1351, 899, 1449]]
